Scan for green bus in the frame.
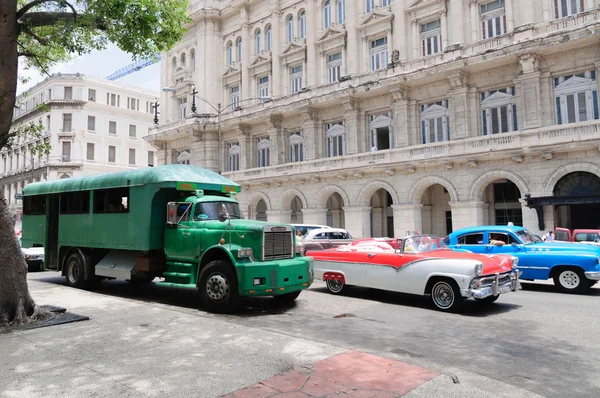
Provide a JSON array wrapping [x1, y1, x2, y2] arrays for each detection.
[[22, 165, 313, 312]]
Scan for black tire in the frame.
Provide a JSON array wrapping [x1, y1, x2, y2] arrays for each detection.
[[589, 280, 598, 288], [325, 278, 345, 294], [553, 267, 588, 294], [198, 260, 238, 313], [475, 294, 500, 305], [430, 279, 464, 312], [274, 291, 301, 303], [64, 250, 98, 290]]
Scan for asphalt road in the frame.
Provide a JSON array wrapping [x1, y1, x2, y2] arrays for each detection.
[[23, 273, 600, 397]]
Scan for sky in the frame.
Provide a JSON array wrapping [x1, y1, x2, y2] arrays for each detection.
[[17, 44, 161, 94]]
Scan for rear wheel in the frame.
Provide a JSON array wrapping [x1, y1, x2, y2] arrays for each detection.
[[274, 291, 301, 303], [430, 279, 464, 312], [198, 260, 238, 313], [553, 268, 588, 294], [475, 294, 500, 305], [65, 251, 96, 289], [325, 278, 345, 294]]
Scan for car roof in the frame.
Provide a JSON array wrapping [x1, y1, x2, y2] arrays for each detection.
[[450, 225, 527, 235], [307, 227, 349, 235], [291, 224, 331, 228]]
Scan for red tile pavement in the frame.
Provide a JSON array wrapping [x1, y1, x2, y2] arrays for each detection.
[[223, 350, 439, 398]]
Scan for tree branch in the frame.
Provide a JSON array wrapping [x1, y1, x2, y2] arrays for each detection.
[[17, 42, 52, 77], [22, 27, 50, 46], [17, 0, 77, 20], [17, 11, 76, 29]]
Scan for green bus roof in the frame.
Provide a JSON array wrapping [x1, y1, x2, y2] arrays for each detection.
[[23, 164, 241, 196]]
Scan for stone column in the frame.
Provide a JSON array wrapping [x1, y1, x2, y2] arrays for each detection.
[[267, 114, 284, 166], [343, 206, 372, 239], [518, 0, 535, 26], [411, 18, 419, 58], [240, 8, 251, 100], [585, 0, 595, 12], [341, 45, 348, 76], [301, 107, 319, 160], [345, 0, 359, 74], [542, 0, 552, 21], [516, 54, 542, 130], [271, 9, 282, 97], [306, 0, 317, 87], [450, 0, 464, 45], [392, 0, 408, 61], [448, 71, 474, 139], [362, 36, 369, 72], [520, 199, 542, 236], [440, 10, 448, 49], [266, 209, 286, 223], [470, 0, 479, 42], [302, 207, 328, 226], [386, 29, 394, 59], [390, 85, 409, 147], [239, 133, 250, 170], [342, 97, 364, 154], [505, 0, 515, 31], [450, 201, 486, 231], [392, 204, 423, 238]]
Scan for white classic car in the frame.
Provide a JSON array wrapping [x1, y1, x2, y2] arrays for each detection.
[[307, 236, 520, 312], [19, 236, 45, 272]]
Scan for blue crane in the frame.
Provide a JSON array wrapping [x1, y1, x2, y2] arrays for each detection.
[[105, 54, 161, 81]]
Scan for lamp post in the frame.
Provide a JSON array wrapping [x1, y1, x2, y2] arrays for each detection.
[[153, 98, 160, 125], [191, 84, 198, 113]]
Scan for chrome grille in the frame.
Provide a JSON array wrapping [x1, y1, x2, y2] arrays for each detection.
[[263, 231, 293, 260], [470, 272, 513, 289]]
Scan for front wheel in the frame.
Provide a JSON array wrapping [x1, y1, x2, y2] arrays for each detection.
[[430, 280, 464, 312], [274, 291, 301, 303], [553, 268, 588, 294], [475, 294, 499, 305], [198, 260, 238, 313], [325, 278, 345, 294]]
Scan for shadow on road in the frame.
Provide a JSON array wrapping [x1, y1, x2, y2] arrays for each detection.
[[520, 281, 600, 295]]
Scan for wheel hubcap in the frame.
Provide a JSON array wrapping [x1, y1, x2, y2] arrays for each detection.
[[68, 261, 79, 284], [327, 279, 343, 293], [432, 282, 454, 309], [206, 273, 230, 302], [559, 270, 580, 289]]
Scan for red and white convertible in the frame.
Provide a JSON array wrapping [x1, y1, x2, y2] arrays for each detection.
[[307, 235, 520, 312]]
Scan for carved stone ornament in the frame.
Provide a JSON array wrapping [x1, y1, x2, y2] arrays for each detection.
[[519, 53, 540, 74]]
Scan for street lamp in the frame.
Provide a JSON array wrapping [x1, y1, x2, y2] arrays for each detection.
[[153, 98, 160, 125], [191, 84, 198, 113]]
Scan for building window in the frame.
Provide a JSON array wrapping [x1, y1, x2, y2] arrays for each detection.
[[337, 0, 346, 24], [128, 148, 136, 165], [88, 89, 96, 102], [258, 76, 269, 100], [62, 113, 72, 132], [370, 112, 393, 150], [255, 30, 261, 54], [366, 0, 375, 13], [266, 26, 272, 51], [554, 0, 584, 19], [287, 15, 294, 42], [328, 52, 342, 83], [326, 122, 345, 157], [86, 143, 95, 161], [227, 42, 233, 64], [236, 38, 242, 62], [256, 137, 271, 167], [289, 132, 305, 162], [93, 187, 129, 213], [230, 86, 240, 108], [554, 71, 599, 124], [62, 141, 71, 162], [64, 86, 73, 100], [228, 143, 240, 171], [481, 0, 506, 39], [109, 121, 117, 135], [175, 149, 191, 165], [324, 1, 331, 28], [87, 115, 95, 131], [179, 97, 187, 119], [290, 65, 303, 93], [481, 87, 517, 135], [108, 145, 116, 163], [129, 124, 137, 138], [370, 37, 388, 71], [148, 151, 154, 166], [382, 0, 390, 7], [420, 101, 449, 144], [299, 11, 306, 38], [421, 19, 442, 56]]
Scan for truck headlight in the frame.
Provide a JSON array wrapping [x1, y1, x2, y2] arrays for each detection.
[[238, 248, 253, 258], [253, 278, 265, 286], [511, 256, 519, 268], [474, 263, 483, 276]]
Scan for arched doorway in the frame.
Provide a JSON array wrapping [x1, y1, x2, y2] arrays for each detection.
[[290, 196, 303, 223], [553, 172, 600, 229], [326, 192, 345, 228], [483, 179, 522, 226], [256, 199, 268, 222], [421, 184, 451, 235], [370, 189, 393, 237]]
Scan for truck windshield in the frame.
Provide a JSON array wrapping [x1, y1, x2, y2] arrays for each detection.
[[194, 201, 243, 220]]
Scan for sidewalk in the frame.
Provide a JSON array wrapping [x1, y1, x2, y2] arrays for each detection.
[[1, 273, 542, 398]]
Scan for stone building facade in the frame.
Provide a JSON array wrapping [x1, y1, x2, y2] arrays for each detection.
[[1, 73, 158, 221], [146, 0, 600, 238]]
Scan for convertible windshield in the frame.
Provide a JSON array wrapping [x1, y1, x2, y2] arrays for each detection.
[[403, 235, 448, 254], [194, 201, 243, 220], [515, 229, 540, 244]]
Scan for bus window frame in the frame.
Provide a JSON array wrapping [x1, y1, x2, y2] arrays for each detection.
[[93, 187, 130, 214], [59, 191, 90, 215], [23, 195, 47, 215]]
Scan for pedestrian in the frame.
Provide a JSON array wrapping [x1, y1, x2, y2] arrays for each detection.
[[371, 143, 377, 152], [542, 230, 554, 242]]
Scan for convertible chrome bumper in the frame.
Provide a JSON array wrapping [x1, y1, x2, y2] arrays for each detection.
[[585, 271, 600, 280], [461, 271, 521, 299]]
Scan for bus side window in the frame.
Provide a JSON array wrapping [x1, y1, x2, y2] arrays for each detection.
[[23, 195, 46, 215], [94, 187, 130, 213]]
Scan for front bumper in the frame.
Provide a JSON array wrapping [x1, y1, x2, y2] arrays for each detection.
[[585, 271, 600, 280], [461, 271, 521, 299], [237, 257, 314, 296]]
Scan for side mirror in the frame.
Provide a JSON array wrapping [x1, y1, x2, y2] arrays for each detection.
[[511, 242, 518, 247], [218, 212, 230, 222]]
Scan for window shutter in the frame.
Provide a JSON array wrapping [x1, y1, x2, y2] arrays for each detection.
[[503, 15, 507, 33], [554, 0, 559, 18], [422, 40, 425, 56], [482, 21, 487, 39], [580, 0, 584, 12]]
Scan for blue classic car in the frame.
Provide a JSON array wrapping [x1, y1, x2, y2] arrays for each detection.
[[444, 226, 600, 294]]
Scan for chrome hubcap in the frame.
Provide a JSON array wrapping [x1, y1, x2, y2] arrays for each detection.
[[68, 261, 79, 284], [432, 282, 454, 309], [206, 273, 230, 302], [327, 279, 343, 293], [559, 270, 580, 289]]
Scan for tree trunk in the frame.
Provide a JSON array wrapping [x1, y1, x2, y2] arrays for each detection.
[[0, 1, 46, 326]]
